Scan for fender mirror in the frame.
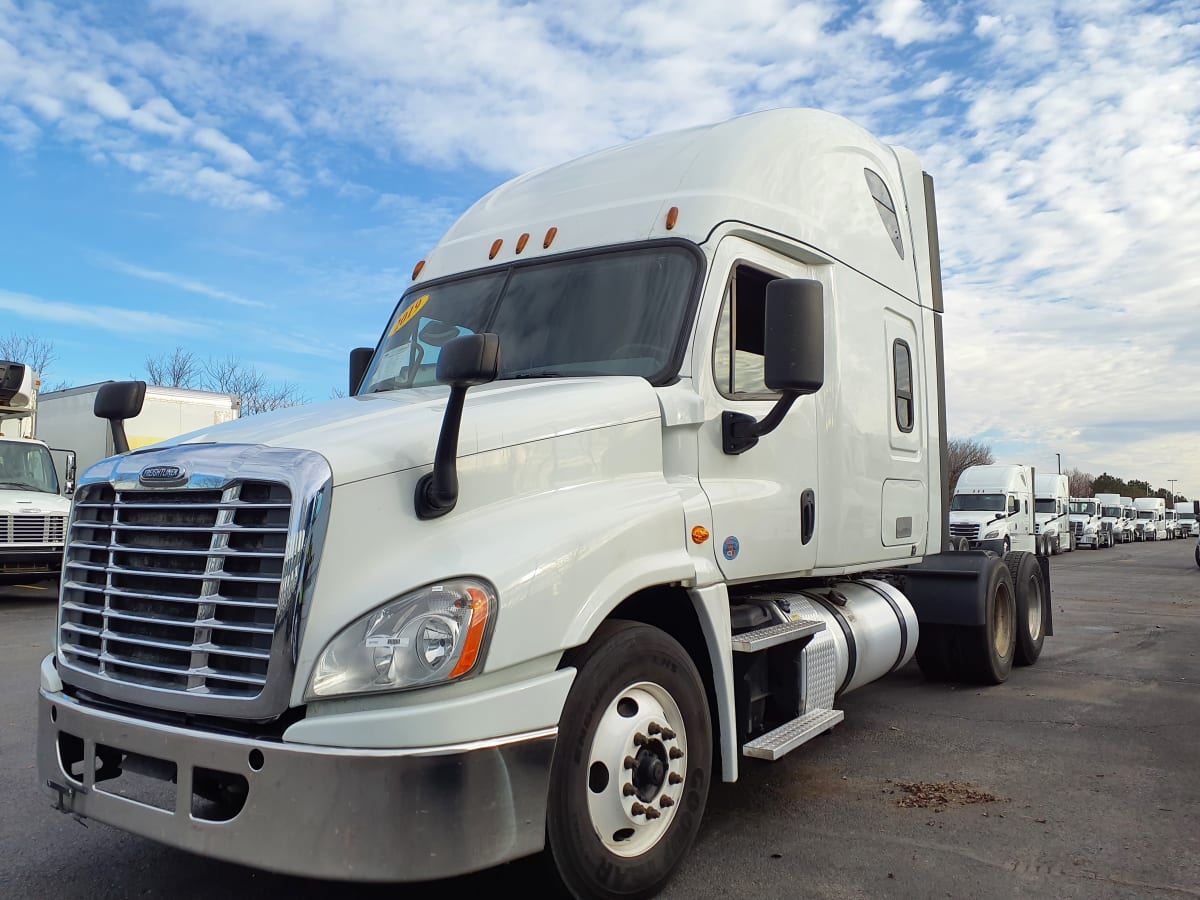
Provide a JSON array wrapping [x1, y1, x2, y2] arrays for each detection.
[[94, 381, 147, 455]]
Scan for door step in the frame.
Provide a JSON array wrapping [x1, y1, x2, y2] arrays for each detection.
[[742, 708, 844, 761], [731, 618, 825, 653]]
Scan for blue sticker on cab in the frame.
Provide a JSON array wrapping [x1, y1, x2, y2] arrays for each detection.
[[722, 536, 740, 560]]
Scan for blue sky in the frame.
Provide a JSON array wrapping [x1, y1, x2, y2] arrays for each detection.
[[1, 0, 1198, 496]]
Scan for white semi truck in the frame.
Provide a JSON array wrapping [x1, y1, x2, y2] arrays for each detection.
[[0, 361, 75, 583], [1094, 493, 1131, 544], [948, 463, 1038, 556], [1133, 496, 1167, 541], [1034, 473, 1072, 554], [35, 382, 240, 489], [36, 109, 1053, 899], [1177, 501, 1199, 538], [1069, 497, 1111, 549]]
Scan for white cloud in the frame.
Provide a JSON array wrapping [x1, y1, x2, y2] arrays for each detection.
[[871, 0, 959, 46], [97, 257, 266, 308], [0, 288, 213, 337]]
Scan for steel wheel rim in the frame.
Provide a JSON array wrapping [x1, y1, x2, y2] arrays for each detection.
[[994, 582, 1014, 657], [1025, 574, 1043, 641], [585, 681, 687, 858]]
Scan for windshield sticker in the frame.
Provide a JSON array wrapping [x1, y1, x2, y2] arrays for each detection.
[[390, 295, 430, 336], [722, 535, 740, 560]]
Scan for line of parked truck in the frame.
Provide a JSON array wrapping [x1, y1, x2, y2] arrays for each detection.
[[948, 463, 1197, 557]]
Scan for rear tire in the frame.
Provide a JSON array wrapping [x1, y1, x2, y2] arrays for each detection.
[[959, 559, 1016, 684], [546, 621, 712, 900], [1005, 551, 1047, 666]]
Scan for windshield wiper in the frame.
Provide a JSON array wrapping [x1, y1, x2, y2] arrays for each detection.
[[504, 371, 566, 379], [0, 481, 43, 491]]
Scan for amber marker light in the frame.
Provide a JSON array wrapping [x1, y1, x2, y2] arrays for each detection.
[[411, 259, 426, 280], [448, 587, 491, 678], [691, 526, 710, 544], [543, 226, 558, 249], [516, 232, 530, 253], [489, 239, 503, 260], [665, 206, 679, 230]]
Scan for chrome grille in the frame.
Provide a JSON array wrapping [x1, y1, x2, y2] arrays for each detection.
[[1071, 521, 1084, 537], [0, 513, 66, 544], [59, 480, 291, 699], [948, 522, 980, 540]]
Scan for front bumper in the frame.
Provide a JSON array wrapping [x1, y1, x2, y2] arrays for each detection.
[[0, 547, 62, 576], [38, 684, 557, 881]]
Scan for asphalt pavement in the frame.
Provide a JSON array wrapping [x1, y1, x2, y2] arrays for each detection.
[[2, 541, 1197, 898]]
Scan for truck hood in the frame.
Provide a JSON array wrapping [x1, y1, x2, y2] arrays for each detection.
[[0, 489, 71, 515], [948, 511, 1007, 526], [152, 377, 665, 486]]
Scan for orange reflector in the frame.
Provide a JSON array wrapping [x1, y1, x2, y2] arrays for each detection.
[[489, 239, 503, 260], [411, 259, 426, 280], [449, 588, 491, 679], [543, 226, 557, 249], [516, 233, 530, 253], [691, 526, 710, 544], [665, 206, 679, 230]]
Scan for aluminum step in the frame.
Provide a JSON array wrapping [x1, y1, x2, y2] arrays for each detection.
[[731, 618, 825, 653], [742, 708, 845, 761]]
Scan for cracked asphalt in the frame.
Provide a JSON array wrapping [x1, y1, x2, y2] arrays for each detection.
[[2, 540, 1197, 898]]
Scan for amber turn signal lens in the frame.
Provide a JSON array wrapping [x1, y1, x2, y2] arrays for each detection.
[[665, 206, 679, 230], [691, 526, 710, 544], [411, 259, 426, 280]]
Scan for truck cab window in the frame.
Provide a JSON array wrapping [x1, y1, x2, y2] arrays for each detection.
[[713, 264, 778, 398]]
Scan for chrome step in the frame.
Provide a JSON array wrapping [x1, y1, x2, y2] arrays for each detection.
[[731, 618, 825, 653], [742, 708, 844, 761]]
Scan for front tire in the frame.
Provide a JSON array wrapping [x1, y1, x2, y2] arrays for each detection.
[[1006, 551, 1047, 666], [547, 621, 712, 900]]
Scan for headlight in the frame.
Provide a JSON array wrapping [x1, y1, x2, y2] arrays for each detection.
[[307, 578, 496, 699], [1084, 525, 1097, 534], [983, 529, 1000, 539]]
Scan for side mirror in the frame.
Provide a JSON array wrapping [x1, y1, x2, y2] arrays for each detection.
[[63, 450, 76, 496], [349, 347, 374, 396], [723, 278, 824, 454], [94, 381, 147, 455], [414, 334, 501, 519]]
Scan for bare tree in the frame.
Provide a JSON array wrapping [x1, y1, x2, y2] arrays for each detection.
[[1064, 467, 1093, 497], [948, 437, 994, 494], [0, 333, 57, 381], [204, 356, 306, 416], [145, 347, 203, 388]]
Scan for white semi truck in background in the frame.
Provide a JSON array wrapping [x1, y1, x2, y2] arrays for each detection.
[[1094, 493, 1131, 544], [36, 383, 240, 489], [1034, 473, 1072, 554], [948, 463, 1038, 556], [1133, 496, 1167, 541], [35, 109, 1054, 899], [1069, 496, 1111, 549], [0, 361, 75, 583], [1176, 501, 1198, 538]]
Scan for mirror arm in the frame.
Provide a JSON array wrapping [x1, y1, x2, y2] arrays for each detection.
[[414, 385, 468, 520], [722, 392, 798, 455]]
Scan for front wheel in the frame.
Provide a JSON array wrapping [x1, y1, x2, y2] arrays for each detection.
[[546, 621, 712, 900]]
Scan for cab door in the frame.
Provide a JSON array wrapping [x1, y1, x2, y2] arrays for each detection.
[[696, 237, 822, 581]]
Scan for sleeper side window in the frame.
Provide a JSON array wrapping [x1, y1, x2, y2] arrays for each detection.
[[892, 338, 914, 432]]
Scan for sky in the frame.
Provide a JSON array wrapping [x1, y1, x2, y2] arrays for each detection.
[[1, 0, 1197, 497]]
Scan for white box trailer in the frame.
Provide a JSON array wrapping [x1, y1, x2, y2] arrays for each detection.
[[35, 383, 240, 485]]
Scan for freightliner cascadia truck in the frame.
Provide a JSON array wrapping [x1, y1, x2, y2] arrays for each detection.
[[37, 108, 1052, 900]]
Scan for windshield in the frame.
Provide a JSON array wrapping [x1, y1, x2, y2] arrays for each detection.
[[1035, 499, 1057, 514], [0, 443, 59, 494], [1101, 506, 1121, 517], [1137, 510, 1153, 519], [951, 493, 1005, 512], [1069, 501, 1096, 515], [359, 244, 701, 393], [1180, 512, 1196, 522]]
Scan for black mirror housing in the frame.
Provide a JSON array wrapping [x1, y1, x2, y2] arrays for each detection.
[[437, 334, 501, 387], [349, 347, 374, 396], [763, 278, 824, 395], [94, 381, 147, 421]]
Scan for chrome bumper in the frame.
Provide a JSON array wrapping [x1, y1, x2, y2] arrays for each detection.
[[38, 688, 556, 881]]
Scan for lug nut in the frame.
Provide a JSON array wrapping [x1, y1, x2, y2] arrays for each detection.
[[633, 732, 648, 746], [622, 783, 636, 797], [659, 795, 675, 807], [623, 756, 637, 770], [669, 772, 683, 785], [661, 727, 677, 740], [648, 722, 662, 735], [645, 806, 662, 820], [669, 747, 683, 759], [631, 802, 646, 816]]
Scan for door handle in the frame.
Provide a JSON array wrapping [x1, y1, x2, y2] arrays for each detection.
[[801, 489, 815, 545]]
